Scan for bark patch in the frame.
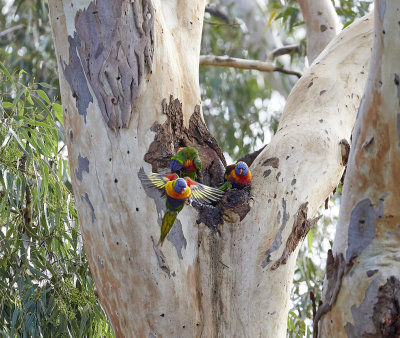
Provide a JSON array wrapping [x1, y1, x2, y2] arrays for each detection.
[[346, 198, 376, 261], [193, 202, 224, 233], [367, 269, 379, 277], [262, 157, 279, 169], [62, 34, 93, 123], [221, 186, 252, 221], [379, 0, 386, 21], [144, 97, 226, 187], [371, 276, 400, 337], [271, 202, 321, 270], [193, 187, 252, 231], [75, 154, 89, 181], [339, 139, 350, 166], [166, 218, 187, 260], [313, 250, 346, 338], [67, 0, 154, 129], [344, 277, 380, 337], [81, 192, 96, 223], [261, 198, 289, 268], [395, 74, 400, 98], [263, 169, 272, 178]]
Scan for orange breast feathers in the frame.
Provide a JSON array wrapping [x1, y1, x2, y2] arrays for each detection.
[[231, 169, 252, 185], [184, 159, 196, 172], [165, 180, 192, 200]]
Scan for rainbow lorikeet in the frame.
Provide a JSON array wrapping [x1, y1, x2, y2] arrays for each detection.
[[219, 161, 252, 191], [141, 172, 224, 245], [170, 147, 202, 180]]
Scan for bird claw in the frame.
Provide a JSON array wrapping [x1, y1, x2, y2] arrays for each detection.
[[151, 236, 170, 276]]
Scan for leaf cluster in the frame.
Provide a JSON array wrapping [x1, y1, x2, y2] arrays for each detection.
[[0, 66, 113, 337]]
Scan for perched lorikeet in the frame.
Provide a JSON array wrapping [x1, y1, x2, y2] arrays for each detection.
[[170, 147, 202, 180], [219, 161, 252, 191], [141, 172, 224, 245]]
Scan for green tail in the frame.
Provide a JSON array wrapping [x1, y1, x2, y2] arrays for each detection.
[[158, 210, 178, 245], [218, 181, 232, 192]]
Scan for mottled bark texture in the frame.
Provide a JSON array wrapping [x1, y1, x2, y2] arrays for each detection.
[[62, 0, 154, 129], [318, 2, 400, 337], [298, 0, 340, 64], [49, 0, 373, 336]]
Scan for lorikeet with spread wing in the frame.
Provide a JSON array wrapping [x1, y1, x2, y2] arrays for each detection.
[[170, 147, 202, 180], [141, 172, 224, 245], [219, 161, 252, 191]]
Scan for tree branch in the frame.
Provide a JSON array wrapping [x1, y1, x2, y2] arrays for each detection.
[[297, 0, 340, 64], [267, 44, 300, 62], [199, 55, 302, 78], [0, 24, 25, 38]]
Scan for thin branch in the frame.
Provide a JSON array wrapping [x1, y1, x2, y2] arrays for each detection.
[[200, 55, 302, 78], [273, 67, 302, 78], [0, 24, 25, 38], [267, 44, 300, 62]]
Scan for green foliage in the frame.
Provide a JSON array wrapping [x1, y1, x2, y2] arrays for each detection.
[[0, 65, 113, 337], [0, 0, 58, 97], [334, 1, 373, 27], [201, 4, 299, 161]]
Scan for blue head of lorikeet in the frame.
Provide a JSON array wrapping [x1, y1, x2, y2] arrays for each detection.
[[173, 178, 187, 194], [219, 161, 252, 191], [235, 162, 249, 177]]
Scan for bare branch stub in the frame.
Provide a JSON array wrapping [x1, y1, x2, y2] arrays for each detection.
[[64, 0, 154, 130]]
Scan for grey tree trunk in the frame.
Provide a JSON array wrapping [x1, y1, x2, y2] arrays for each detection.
[[317, 1, 400, 337], [48, 1, 373, 336]]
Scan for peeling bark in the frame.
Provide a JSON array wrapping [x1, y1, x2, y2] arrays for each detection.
[[313, 251, 348, 338], [63, 0, 154, 129], [271, 202, 322, 270]]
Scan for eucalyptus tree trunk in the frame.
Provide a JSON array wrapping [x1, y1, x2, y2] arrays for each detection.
[[317, 2, 400, 337], [297, 0, 340, 64], [48, 1, 372, 336]]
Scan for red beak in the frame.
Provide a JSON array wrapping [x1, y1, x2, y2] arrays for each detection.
[[239, 169, 243, 175]]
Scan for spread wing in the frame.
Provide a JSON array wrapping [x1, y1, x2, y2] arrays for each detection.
[[139, 171, 178, 191], [185, 178, 225, 204]]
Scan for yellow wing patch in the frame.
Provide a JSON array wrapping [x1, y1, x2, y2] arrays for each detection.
[[139, 172, 178, 191], [189, 181, 225, 204]]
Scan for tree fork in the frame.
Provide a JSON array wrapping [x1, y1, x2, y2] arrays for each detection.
[[49, 1, 373, 336]]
